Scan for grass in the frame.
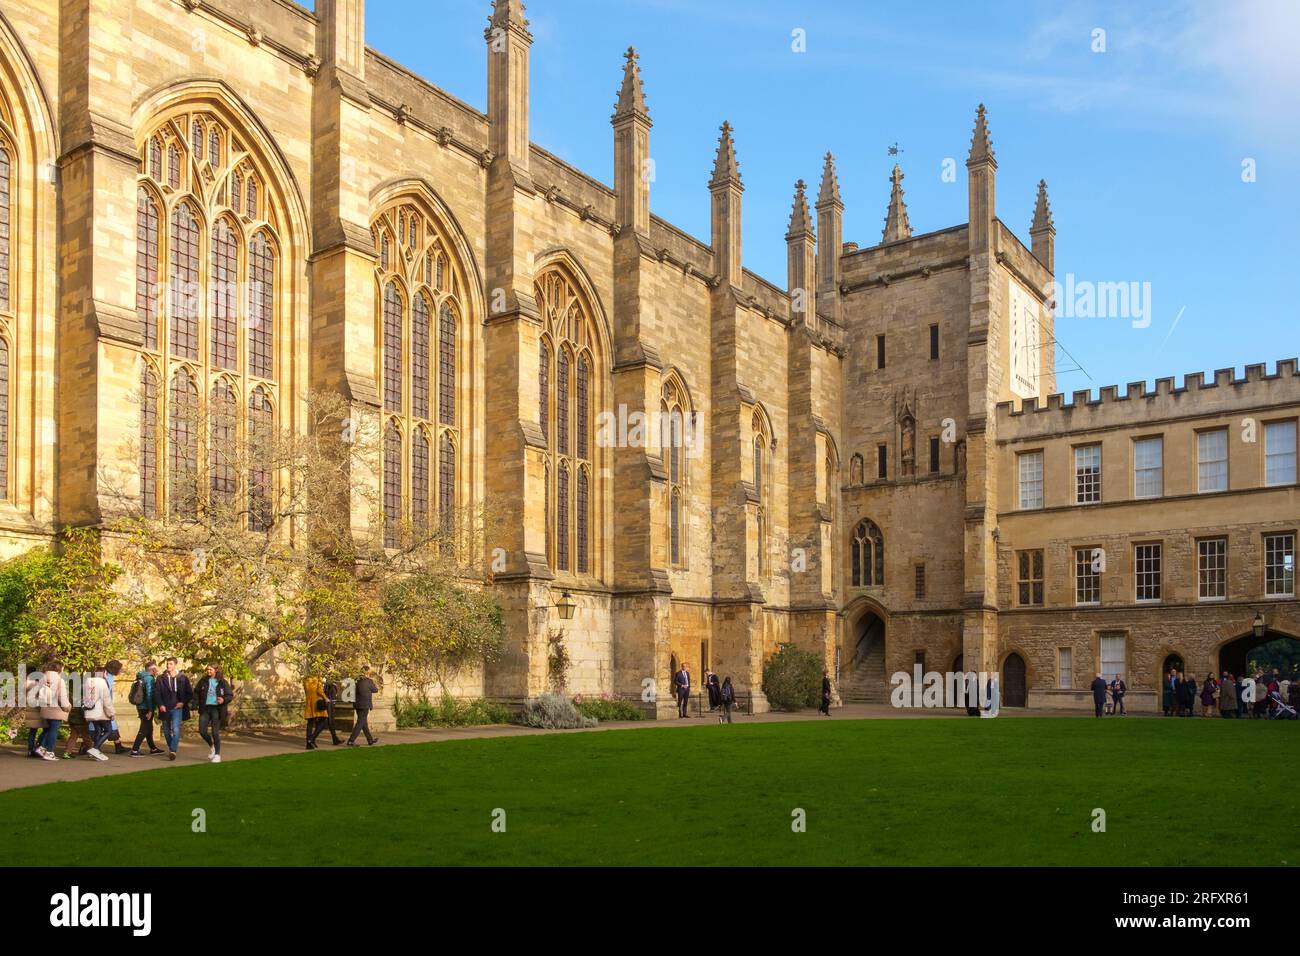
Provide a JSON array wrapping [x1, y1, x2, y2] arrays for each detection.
[[2, 717, 1295, 866]]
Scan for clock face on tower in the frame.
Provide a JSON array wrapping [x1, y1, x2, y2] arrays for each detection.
[[1008, 277, 1041, 400]]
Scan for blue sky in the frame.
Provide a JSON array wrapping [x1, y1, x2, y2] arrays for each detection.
[[357, 0, 1300, 393]]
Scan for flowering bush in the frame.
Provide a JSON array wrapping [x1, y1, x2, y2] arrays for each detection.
[[514, 693, 596, 729]]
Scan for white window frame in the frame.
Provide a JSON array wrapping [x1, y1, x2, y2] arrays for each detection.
[[1264, 532, 1295, 598], [1134, 542, 1162, 603], [1057, 647, 1072, 689], [1197, 537, 1227, 602], [1075, 444, 1101, 504], [1264, 420, 1297, 487], [1133, 436, 1163, 499], [1197, 428, 1228, 493], [1018, 450, 1043, 510], [1099, 632, 1127, 685], [1074, 547, 1101, 606]]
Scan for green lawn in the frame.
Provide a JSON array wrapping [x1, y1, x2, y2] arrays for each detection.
[[4, 717, 1295, 866]]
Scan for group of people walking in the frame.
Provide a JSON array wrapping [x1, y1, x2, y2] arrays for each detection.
[[671, 664, 740, 723], [21, 658, 385, 766], [301, 668, 381, 748], [671, 665, 835, 722], [1163, 668, 1299, 719], [23, 658, 234, 763]]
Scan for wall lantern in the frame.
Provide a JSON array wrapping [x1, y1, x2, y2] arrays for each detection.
[[1252, 611, 1266, 640], [556, 591, 577, 621]]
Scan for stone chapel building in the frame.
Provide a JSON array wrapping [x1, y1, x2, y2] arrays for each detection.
[[0, 0, 1293, 715]]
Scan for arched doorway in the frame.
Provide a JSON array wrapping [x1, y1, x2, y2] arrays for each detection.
[[839, 608, 887, 702], [1003, 653, 1027, 707], [1218, 630, 1299, 682]]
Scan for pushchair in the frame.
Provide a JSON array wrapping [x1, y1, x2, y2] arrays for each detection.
[[1267, 690, 1297, 720]]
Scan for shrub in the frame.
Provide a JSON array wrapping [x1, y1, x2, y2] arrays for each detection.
[[573, 696, 643, 722], [393, 694, 511, 728], [762, 642, 824, 711], [515, 693, 596, 729]]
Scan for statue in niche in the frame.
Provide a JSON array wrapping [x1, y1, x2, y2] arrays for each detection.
[[897, 385, 917, 477], [900, 414, 916, 477]]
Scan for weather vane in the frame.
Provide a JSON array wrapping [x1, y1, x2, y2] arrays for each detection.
[[888, 142, 904, 157]]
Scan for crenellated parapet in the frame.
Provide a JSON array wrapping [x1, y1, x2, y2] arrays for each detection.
[[994, 359, 1300, 440]]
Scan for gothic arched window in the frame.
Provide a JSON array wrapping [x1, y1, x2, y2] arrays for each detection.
[[661, 374, 692, 568], [0, 336, 8, 501], [0, 136, 9, 501], [383, 421, 402, 550], [752, 408, 770, 575], [168, 368, 199, 519], [209, 380, 236, 507], [0, 140, 10, 313], [209, 218, 238, 370], [137, 109, 280, 523], [411, 426, 430, 533], [140, 363, 159, 517], [537, 268, 601, 577], [372, 200, 466, 550], [852, 519, 884, 587], [248, 386, 273, 532]]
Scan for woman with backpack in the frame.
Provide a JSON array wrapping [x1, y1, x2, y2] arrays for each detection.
[[718, 676, 736, 724], [83, 666, 116, 761], [35, 663, 71, 761], [23, 665, 46, 758], [129, 662, 164, 756]]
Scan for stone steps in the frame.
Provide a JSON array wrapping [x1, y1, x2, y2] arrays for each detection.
[[840, 636, 889, 703]]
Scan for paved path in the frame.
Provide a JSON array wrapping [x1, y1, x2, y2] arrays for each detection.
[[0, 703, 1093, 792]]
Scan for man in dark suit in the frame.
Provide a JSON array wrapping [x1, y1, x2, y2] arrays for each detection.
[[154, 657, 193, 761], [1090, 673, 1108, 718], [346, 666, 380, 746], [674, 664, 691, 718]]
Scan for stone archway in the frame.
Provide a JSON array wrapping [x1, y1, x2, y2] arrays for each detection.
[[1218, 629, 1300, 682], [838, 601, 887, 703]]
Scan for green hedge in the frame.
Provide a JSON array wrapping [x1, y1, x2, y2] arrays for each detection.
[[393, 694, 511, 728], [573, 697, 643, 722]]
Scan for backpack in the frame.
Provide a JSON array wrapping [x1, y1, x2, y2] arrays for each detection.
[[128, 679, 144, 706]]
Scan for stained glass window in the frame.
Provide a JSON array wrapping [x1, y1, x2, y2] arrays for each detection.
[[168, 202, 200, 359], [209, 219, 237, 370]]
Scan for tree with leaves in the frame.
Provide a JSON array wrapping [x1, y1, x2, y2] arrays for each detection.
[[0, 527, 141, 672], [103, 389, 503, 688]]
